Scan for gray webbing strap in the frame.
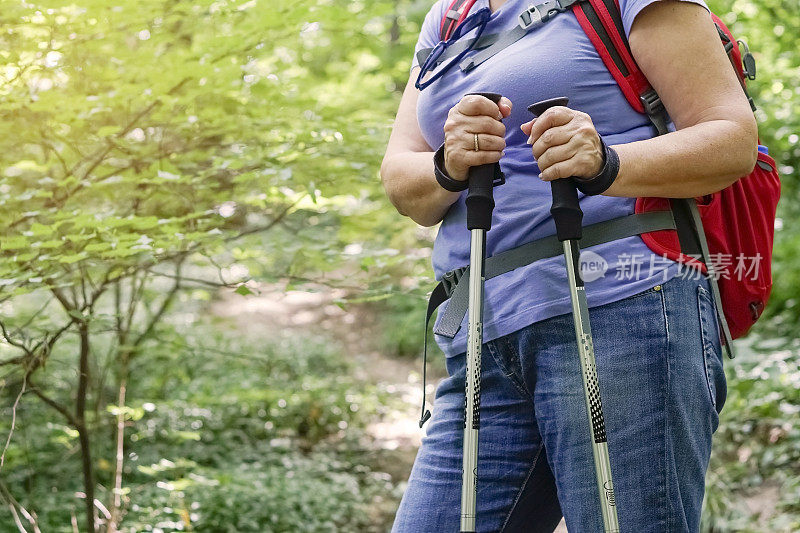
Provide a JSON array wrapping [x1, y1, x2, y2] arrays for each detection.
[[459, 0, 583, 72], [415, 33, 502, 70], [433, 210, 676, 338], [459, 25, 528, 72], [682, 199, 736, 358]]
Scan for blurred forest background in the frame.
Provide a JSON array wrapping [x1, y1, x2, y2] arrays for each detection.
[[0, 0, 797, 531]]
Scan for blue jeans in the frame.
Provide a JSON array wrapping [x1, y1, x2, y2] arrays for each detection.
[[392, 275, 727, 532]]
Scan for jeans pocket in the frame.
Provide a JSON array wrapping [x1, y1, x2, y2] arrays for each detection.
[[697, 285, 727, 414]]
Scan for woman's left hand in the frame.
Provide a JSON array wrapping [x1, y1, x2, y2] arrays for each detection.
[[520, 106, 604, 182]]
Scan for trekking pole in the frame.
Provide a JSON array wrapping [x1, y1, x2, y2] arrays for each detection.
[[460, 92, 504, 533], [527, 97, 620, 533]]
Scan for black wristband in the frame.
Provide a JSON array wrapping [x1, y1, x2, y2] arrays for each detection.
[[574, 137, 620, 196], [433, 143, 469, 192]]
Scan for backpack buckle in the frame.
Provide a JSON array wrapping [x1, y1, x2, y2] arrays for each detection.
[[519, 0, 563, 29]]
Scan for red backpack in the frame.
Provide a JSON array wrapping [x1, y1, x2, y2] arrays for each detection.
[[432, 0, 781, 349]]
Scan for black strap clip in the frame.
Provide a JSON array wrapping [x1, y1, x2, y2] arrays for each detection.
[[639, 88, 664, 117], [441, 267, 467, 297], [639, 88, 669, 136], [738, 39, 757, 80]]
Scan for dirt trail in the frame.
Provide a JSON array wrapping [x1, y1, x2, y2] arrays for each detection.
[[210, 284, 425, 447]]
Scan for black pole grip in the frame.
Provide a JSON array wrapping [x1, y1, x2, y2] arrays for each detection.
[[526, 97, 569, 118], [550, 178, 582, 241], [466, 163, 495, 230], [464, 92, 503, 231], [527, 97, 583, 241]]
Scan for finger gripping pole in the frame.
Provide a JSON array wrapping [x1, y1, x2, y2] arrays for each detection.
[[465, 92, 503, 232]]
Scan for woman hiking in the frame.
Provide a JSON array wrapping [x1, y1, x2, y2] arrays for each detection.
[[380, 0, 758, 531]]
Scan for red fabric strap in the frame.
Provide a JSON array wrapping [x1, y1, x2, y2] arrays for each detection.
[[572, 3, 647, 113], [588, 0, 644, 81], [439, 0, 463, 41], [439, 0, 479, 41]]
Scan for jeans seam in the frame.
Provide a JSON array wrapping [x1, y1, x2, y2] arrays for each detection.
[[697, 286, 718, 410], [661, 282, 672, 532], [504, 336, 534, 400], [499, 443, 544, 532]]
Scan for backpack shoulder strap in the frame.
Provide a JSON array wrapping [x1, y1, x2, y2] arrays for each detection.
[[572, 0, 670, 135], [440, 0, 480, 41]]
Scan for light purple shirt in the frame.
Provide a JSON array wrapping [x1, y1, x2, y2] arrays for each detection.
[[412, 0, 708, 356]]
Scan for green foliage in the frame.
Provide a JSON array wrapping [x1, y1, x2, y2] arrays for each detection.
[[0, 1, 428, 530], [0, 325, 401, 531], [125, 456, 399, 532], [0, 0, 430, 297], [374, 294, 430, 358], [127, 329, 389, 456], [703, 339, 800, 532]]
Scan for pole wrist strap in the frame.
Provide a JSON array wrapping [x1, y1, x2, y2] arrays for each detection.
[[573, 137, 620, 196], [434, 143, 469, 192]]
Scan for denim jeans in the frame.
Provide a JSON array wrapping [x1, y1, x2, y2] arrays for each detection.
[[392, 275, 727, 532]]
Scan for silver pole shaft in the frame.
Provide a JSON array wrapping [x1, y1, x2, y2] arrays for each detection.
[[461, 228, 485, 533], [563, 240, 620, 533]]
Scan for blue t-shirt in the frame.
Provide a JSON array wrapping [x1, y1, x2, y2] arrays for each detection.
[[412, 0, 708, 357]]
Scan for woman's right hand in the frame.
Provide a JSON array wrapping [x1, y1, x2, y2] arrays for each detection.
[[443, 94, 512, 181]]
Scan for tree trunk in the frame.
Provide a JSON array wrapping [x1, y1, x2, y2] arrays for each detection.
[[75, 321, 96, 533]]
